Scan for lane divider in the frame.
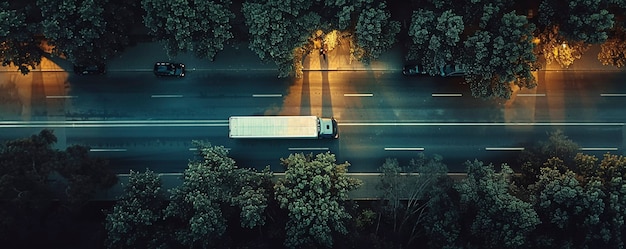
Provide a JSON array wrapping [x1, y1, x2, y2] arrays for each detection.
[[89, 148, 127, 152], [432, 93, 462, 97], [517, 93, 546, 97], [151, 94, 183, 98], [340, 122, 624, 126], [485, 147, 525, 151], [1, 120, 623, 128], [252, 94, 282, 97], [344, 93, 374, 97], [46, 95, 77, 99], [288, 148, 329, 151], [384, 147, 425, 151], [600, 93, 626, 97], [579, 147, 619, 151]]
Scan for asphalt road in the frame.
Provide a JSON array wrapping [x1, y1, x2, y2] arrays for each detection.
[[0, 70, 624, 174]]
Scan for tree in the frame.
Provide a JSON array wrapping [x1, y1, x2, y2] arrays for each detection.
[[275, 152, 361, 249], [0, 129, 117, 246], [352, 2, 400, 64], [242, 0, 319, 78], [0, 1, 45, 74], [421, 170, 461, 249], [528, 166, 607, 249], [454, 160, 539, 249], [462, 11, 537, 99], [55, 145, 118, 206], [535, 25, 591, 69], [539, 0, 614, 44], [407, 9, 465, 75], [572, 153, 626, 249], [599, 27, 626, 68], [518, 130, 580, 186], [376, 154, 448, 247], [37, 0, 106, 63], [536, 0, 614, 69], [142, 0, 234, 60], [164, 141, 271, 248], [105, 169, 168, 249]]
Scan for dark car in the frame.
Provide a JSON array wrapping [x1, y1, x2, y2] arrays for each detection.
[[73, 63, 106, 75], [402, 64, 427, 76], [154, 62, 185, 77], [439, 64, 466, 77]]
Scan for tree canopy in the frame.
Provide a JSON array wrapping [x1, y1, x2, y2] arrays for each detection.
[[105, 169, 167, 249], [164, 141, 271, 248], [275, 152, 361, 248], [141, 0, 234, 60], [407, 9, 464, 75], [376, 154, 448, 247], [539, 0, 614, 44], [0, 129, 117, 246], [0, 1, 44, 74], [463, 11, 537, 99]]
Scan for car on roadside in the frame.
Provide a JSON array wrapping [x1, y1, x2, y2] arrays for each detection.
[[153, 62, 185, 77], [73, 63, 106, 75], [439, 64, 466, 77], [402, 64, 427, 76]]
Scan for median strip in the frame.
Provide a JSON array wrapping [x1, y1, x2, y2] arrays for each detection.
[[432, 93, 462, 97]]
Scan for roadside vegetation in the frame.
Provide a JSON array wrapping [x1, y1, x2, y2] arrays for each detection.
[[2, 0, 626, 98], [1, 130, 625, 248]]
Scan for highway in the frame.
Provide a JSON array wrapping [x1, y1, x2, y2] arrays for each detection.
[[0, 70, 624, 174]]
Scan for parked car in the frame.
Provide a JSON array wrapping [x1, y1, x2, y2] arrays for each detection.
[[154, 62, 185, 77], [73, 63, 106, 75], [439, 64, 466, 77], [402, 64, 427, 76]]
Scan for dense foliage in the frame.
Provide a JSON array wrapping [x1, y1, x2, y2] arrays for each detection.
[[275, 152, 361, 248], [0, 129, 117, 247], [141, 0, 234, 60]]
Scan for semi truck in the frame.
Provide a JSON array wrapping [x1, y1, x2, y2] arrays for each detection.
[[228, 116, 338, 139]]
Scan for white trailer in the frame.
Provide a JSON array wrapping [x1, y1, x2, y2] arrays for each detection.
[[228, 116, 338, 139]]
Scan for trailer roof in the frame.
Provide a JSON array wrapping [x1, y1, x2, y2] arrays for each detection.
[[229, 116, 319, 138]]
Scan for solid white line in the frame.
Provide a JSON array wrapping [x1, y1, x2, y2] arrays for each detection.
[[485, 147, 525, 151], [0, 120, 228, 124], [151, 94, 183, 98], [288, 148, 329, 151], [384, 147, 425, 151], [1, 120, 623, 128], [252, 94, 282, 97], [340, 122, 624, 126], [579, 147, 618, 151], [89, 148, 127, 152], [600, 93, 626, 97], [517, 93, 546, 97], [0, 123, 229, 128], [46, 95, 77, 99], [432, 93, 462, 97], [344, 93, 374, 97]]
